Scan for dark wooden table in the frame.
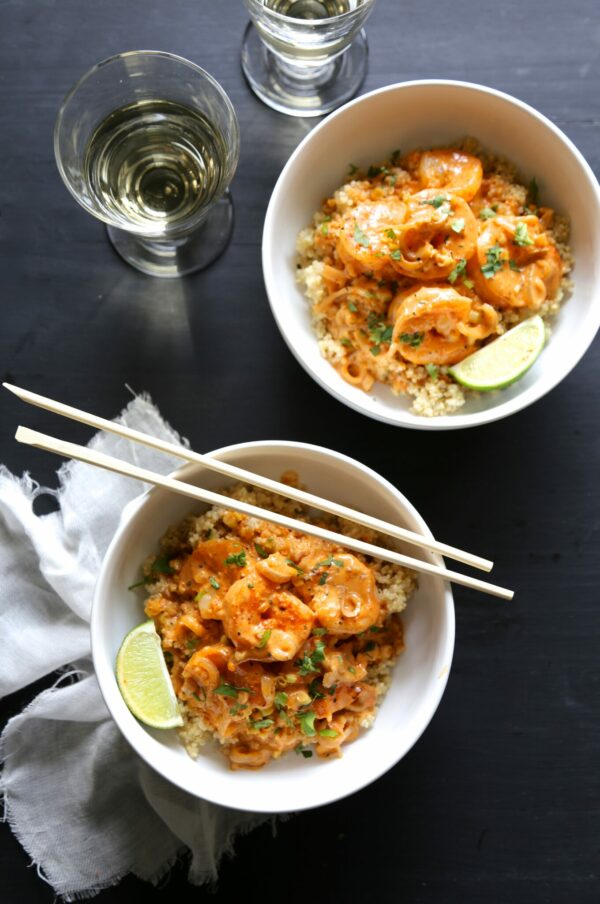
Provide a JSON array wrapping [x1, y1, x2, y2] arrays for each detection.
[[1, 1, 599, 901]]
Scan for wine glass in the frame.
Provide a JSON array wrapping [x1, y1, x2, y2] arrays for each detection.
[[54, 51, 240, 278], [241, 0, 377, 117]]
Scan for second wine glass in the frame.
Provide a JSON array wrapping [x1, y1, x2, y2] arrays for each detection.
[[241, 0, 377, 117]]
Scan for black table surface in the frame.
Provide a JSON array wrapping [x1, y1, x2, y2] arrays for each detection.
[[1, 1, 599, 901]]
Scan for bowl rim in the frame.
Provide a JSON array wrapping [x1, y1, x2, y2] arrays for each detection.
[[262, 78, 600, 430], [91, 439, 455, 812]]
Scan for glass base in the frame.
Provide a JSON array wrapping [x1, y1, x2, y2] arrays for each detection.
[[241, 22, 368, 118], [105, 190, 234, 278]]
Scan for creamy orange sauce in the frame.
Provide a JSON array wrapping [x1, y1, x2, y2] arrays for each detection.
[[145, 508, 405, 769], [308, 145, 565, 393]]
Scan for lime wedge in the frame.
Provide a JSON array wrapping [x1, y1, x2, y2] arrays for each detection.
[[116, 621, 183, 729], [449, 316, 545, 391]]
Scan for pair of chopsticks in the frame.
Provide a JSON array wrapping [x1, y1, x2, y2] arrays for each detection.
[[5, 383, 513, 600]]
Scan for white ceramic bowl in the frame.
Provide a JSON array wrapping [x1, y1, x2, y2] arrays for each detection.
[[92, 441, 454, 813], [263, 80, 600, 430]]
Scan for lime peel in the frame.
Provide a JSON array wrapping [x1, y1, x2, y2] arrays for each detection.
[[448, 315, 545, 391], [116, 620, 183, 729]]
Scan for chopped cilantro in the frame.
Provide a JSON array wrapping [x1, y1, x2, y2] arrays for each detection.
[[367, 312, 393, 350], [348, 666, 356, 675], [248, 718, 274, 731], [312, 627, 327, 636], [354, 223, 370, 247], [399, 332, 424, 348], [318, 572, 329, 585], [229, 702, 246, 716], [481, 244, 504, 278], [370, 626, 382, 633], [209, 576, 220, 590], [274, 691, 288, 710], [347, 300, 358, 313], [509, 259, 522, 272], [254, 541, 269, 559], [192, 692, 202, 702], [451, 218, 465, 233], [297, 640, 326, 676], [385, 228, 397, 240], [257, 629, 272, 649], [308, 679, 325, 700], [514, 222, 534, 247], [425, 363, 439, 380], [225, 550, 246, 567], [151, 555, 174, 575], [320, 222, 329, 236], [215, 683, 251, 698], [348, 163, 359, 176], [422, 195, 447, 208], [286, 559, 304, 574], [390, 249, 402, 260], [390, 148, 401, 165], [186, 638, 198, 650], [367, 164, 388, 178], [448, 258, 467, 284], [295, 744, 313, 759], [319, 728, 339, 738], [479, 207, 497, 220], [463, 277, 475, 289], [316, 555, 344, 568], [364, 641, 376, 653], [529, 177, 540, 206], [340, 338, 353, 349], [297, 710, 317, 737]]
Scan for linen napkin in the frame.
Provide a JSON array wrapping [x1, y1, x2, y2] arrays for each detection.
[[0, 394, 272, 900]]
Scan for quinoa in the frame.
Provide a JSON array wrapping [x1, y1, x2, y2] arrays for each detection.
[[296, 137, 573, 417]]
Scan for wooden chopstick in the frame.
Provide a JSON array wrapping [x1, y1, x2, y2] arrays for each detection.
[[15, 426, 513, 601], [4, 382, 493, 573]]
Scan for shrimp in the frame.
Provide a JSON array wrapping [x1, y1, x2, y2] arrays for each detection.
[[388, 284, 499, 365], [336, 199, 407, 276], [222, 574, 314, 661], [469, 215, 563, 309], [390, 190, 478, 281], [418, 149, 483, 201], [303, 552, 380, 636]]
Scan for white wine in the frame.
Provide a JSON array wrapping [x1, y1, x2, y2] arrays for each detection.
[[265, 0, 355, 17], [84, 99, 227, 233]]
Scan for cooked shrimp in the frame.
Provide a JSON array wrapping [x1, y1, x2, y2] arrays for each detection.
[[469, 215, 563, 309], [390, 190, 478, 280], [222, 574, 314, 661], [336, 199, 406, 276], [302, 552, 380, 636], [389, 284, 499, 365], [418, 149, 483, 201]]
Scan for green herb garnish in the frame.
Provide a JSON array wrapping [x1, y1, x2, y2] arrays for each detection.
[[528, 177, 539, 206], [463, 278, 475, 289], [151, 555, 174, 575], [286, 559, 304, 574], [248, 718, 274, 731], [209, 576, 220, 590], [354, 223, 370, 248], [347, 300, 358, 313], [367, 164, 388, 178], [514, 222, 534, 247], [425, 363, 439, 380], [390, 249, 402, 260], [399, 332, 424, 348], [390, 148, 401, 166], [448, 258, 467, 284], [385, 228, 397, 240], [254, 541, 269, 559], [225, 550, 246, 567], [297, 710, 317, 737], [318, 572, 329, 585], [274, 691, 288, 710], [312, 627, 327, 636], [257, 629, 272, 649], [348, 163, 359, 176], [340, 338, 353, 348], [295, 744, 313, 758], [481, 244, 504, 278], [297, 640, 326, 676], [423, 195, 447, 208], [308, 679, 325, 700], [215, 683, 251, 698], [319, 728, 339, 738], [509, 259, 522, 272], [479, 207, 497, 220], [451, 218, 465, 234]]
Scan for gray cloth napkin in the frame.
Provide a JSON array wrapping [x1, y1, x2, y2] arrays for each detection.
[[0, 395, 272, 900]]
